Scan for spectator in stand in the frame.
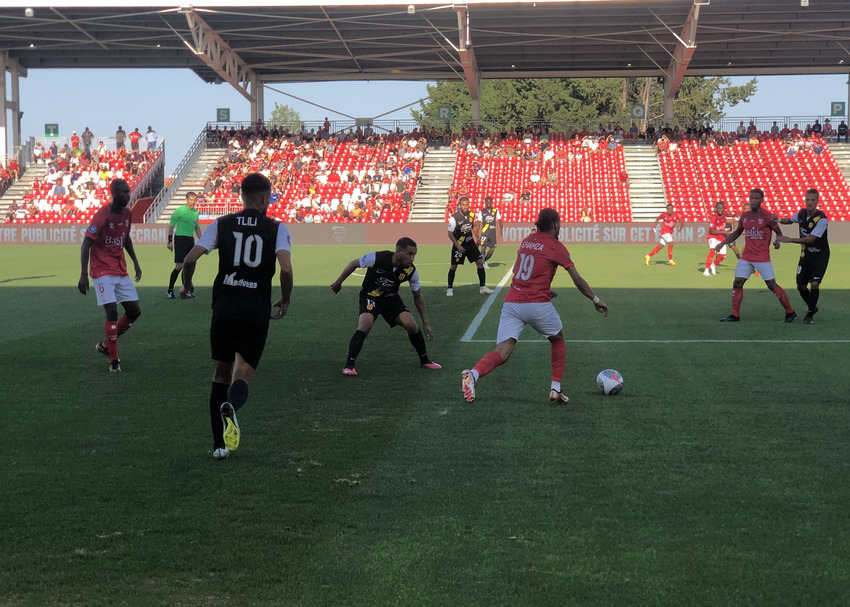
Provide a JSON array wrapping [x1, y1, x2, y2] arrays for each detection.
[[838, 121, 848, 143], [770, 121, 779, 137], [70, 131, 81, 151], [736, 121, 747, 140], [811, 120, 822, 136], [81, 127, 94, 153], [115, 126, 126, 150], [145, 126, 158, 151], [32, 141, 45, 164], [128, 128, 142, 151]]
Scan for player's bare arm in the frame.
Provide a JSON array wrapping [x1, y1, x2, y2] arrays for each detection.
[[412, 288, 433, 340], [124, 234, 142, 282], [716, 224, 744, 252], [330, 258, 360, 293], [166, 226, 174, 251], [272, 249, 293, 320], [448, 231, 464, 252], [180, 244, 206, 294], [771, 226, 783, 249], [78, 238, 92, 295], [566, 266, 608, 317]]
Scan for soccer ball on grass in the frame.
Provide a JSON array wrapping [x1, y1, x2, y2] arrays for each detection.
[[596, 369, 624, 395]]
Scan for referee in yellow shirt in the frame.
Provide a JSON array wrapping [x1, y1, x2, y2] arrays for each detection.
[[166, 192, 202, 298]]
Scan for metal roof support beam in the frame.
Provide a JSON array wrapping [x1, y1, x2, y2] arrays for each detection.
[[0, 52, 6, 160], [183, 8, 256, 102], [9, 55, 22, 156], [663, 2, 701, 124], [250, 75, 264, 124], [455, 5, 481, 124]]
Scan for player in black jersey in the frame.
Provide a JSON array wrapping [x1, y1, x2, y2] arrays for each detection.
[[330, 236, 441, 376], [477, 197, 503, 269], [181, 173, 294, 460], [776, 188, 830, 324], [447, 196, 493, 296]]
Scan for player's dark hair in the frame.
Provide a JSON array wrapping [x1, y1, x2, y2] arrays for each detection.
[[241, 173, 272, 197], [806, 188, 819, 199], [109, 178, 128, 198], [396, 237, 417, 250], [484, 196, 493, 204], [186, 191, 197, 199], [750, 188, 764, 199], [535, 207, 560, 233]]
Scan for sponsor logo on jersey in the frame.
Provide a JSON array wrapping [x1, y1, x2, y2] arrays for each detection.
[[223, 272, 258, 289], [105, 235, 125, 246]]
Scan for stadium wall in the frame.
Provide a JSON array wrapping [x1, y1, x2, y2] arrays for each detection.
[[3, 222, 850, 245]]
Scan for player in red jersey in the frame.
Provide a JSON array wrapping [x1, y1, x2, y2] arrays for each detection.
[[78, 179, 143, 372], [703, 201, 729, 276], [644, 204, 681, 266], [461, 208, 608, 404], [714, 188, 796, 323]]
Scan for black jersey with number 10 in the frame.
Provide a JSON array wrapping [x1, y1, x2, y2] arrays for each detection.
[[212, 209, 286, 320]]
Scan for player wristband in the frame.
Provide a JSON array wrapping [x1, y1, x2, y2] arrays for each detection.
[[592, 295, 601, 304]]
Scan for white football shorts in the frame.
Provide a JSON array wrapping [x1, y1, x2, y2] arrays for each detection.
[[708, 238, 726, 255], [734, 259, 775, 281], [93, 275, 138, 306], [496, 301, 563, 343], [658, 232, 674, 245]]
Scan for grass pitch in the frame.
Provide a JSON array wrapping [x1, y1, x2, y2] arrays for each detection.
[[2, 242, 849, 606]]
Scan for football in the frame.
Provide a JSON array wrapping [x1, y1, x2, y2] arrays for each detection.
[[596, 369, 624, 395]]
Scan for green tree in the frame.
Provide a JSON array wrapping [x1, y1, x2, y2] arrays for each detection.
[[268, 102, 301, 132], [412, 76, 757, 132]]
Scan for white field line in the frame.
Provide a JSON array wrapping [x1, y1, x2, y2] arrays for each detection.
[[462, 339, 850, 344], [460, 270, 514, 342], [460, 270, 848, 344]]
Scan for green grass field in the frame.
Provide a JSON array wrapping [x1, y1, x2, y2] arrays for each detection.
[[2, 242, 849, 606]]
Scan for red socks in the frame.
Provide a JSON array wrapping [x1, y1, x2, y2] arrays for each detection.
[[667, 243, 674, 261], [732, 288, 743, 317], [715, 254, 726, 265], [705, 250, 716, 269], [473, 351, 504, 380], [104, 321, 119, 362], [773, 286, 793, 313], [550, 339, 566, 383], [648, 245, 663, 258], [116, 314, 132, 336]]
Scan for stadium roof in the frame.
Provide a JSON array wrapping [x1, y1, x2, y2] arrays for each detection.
[[1, 0, 849, 87]]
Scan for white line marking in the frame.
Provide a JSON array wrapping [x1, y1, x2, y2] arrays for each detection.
[[460, 270, 513, 342], [462, 339, 850, 344]]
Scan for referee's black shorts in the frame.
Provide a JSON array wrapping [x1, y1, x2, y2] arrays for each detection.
[[173, 235, 195, 263], [359, 292, 409, 327], [210, 313, 270, 370], [797, 252, 829, 285]]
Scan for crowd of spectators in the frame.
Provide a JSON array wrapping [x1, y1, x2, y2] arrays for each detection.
[[4, 131, 161, 224], [198, 123, 424, 223]]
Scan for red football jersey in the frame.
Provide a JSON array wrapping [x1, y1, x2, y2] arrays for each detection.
[[740, 207, 776, 263], [85, 206, 132, 278], [504, 230, 574, 304], [656, 212, 680, 235], [708, 211, 728, 240]]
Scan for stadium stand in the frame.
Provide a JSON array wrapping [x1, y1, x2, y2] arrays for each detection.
[[3, 148, 162, 224], [194, 132, 420, 223], [449, 133, 631, 222], [659, 136, 850, 221]]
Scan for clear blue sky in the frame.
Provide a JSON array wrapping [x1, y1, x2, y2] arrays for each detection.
[[9, 69, 850, 174]]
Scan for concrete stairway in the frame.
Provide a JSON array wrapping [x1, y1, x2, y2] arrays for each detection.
[[407, 147, 456, 222], [154, 148, 226, 222], [0, 163, 46, 206], [828, 142, 850, 185], [623, 145, 666, 221]]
